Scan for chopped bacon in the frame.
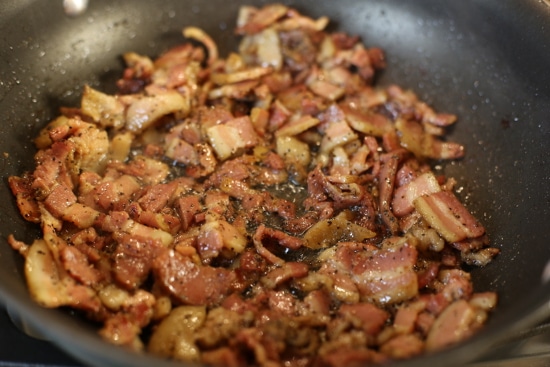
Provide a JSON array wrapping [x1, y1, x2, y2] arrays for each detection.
[[7, 4, 498, 366], [153, 249, 235, 306], [8, 174, 41, 223], [414, 191, 485, 243], [426, 300, 477, 351], [261, 262, 309, 289], [183, 27, 218, 66], [112, 233, 165, 290], [378, 151, 407, 234], [392, 171, 441, 217], [380, 334, 424, 359], [338, 303, 389, 335], [236, 3, 289, 35]]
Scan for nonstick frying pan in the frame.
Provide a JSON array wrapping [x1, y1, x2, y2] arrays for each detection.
[[1, 0, 549, 366]]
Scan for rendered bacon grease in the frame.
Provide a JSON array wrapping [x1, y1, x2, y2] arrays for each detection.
[[8, 4, 499, 366]]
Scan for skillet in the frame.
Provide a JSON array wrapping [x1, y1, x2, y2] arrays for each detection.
[[0, 0, 549, 366]]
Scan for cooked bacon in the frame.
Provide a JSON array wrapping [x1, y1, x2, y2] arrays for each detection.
[[378, 150, 407, 234], [261, 262, 309, 289], [414, 190, 485, 243], [8, 4, 498, 366], [183, 27, 218, 66], [125, 90, 189, 133], [99, 290, 155, 348], [392, 171, 441, 217], [112, 233, 165, 290], [112, 155, 170, 186], [60, 244, 102, 286], [236, 4, 289, 35], [32, 140, 75, 199], [153, 249, 235, 306], [380, 334, 424, 359], [8, 174, 42, 223], [425, 300, 477, 351], [338, 303, 389, 335], [197, 219, 247, 262], [202, 348, 244, 367]]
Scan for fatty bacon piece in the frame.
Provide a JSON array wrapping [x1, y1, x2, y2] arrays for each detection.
[[20, 227, 101, 313], [152, 249, 235, 307], [206, 116, 260, 161], [414, 191, 485, 243], [392, 171, 441, 217], [125, 89, 190, 133], [318, 240, 418, 305]]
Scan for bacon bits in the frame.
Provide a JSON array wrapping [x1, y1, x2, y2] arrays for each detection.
[[7, 4, 499, 367]]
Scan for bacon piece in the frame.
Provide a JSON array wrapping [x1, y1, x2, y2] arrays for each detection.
[[414, 191, 485, 243], [353, 243, 418, 304], [112, 155, 170, 186], [226, 116, 261, 147], [132, 209, 181, 234], [183, 26, 218, 65], [164, 136, 198, 165], [208, 80, 259, 100], [236, 3, 289, 35], [252, 225, 285, 265], [112, 233, 165, 290], [308, 79, 345, 101], [59, 203, 100, 229], [211, 66, 273, 85], [278, 14, 329, 33], [338, 303, 389, 335], [125, 90, 189, 133], [81, 85, 126, 128], [263, 225, 304, 250], [32, 140, 75, 199], [395, 118, 465, 160], [279, 29, 317, 72], [393, 301, 426, 335], [176, 195, 202, 231], [275, 114, 320, 138], [392, 172, 441, 217], [380, 334, 424, 359], [303, 211, 375, 249], [378, 151, 406, 234], [197, 219, 247, 262], [425, 300, 477, 351], [261, 262, 309, 289], [59, 245, 102, 286], [24, 236, 101, 312], [44, 183, 102, 227], [319, 119, 358, 156], [266, 290, 298, 316], [97, 211, 174, 247], [8, 175, 42, 223], [321, 241, 418, 305], [206, 116, 260, 161], [100, 290, 156, 348], [153, 250, 235, 306], [343, 105, 393, 137], [438, 269, 474, 302], [79, 174, 141, 212], [137, 181, 179, 212]]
